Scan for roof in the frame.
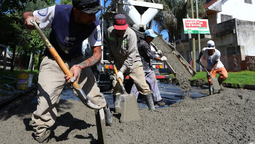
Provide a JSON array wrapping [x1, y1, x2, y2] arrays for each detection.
[[204, 0, 219, 9]]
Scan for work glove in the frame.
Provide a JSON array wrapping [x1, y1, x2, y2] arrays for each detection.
[[156, 50, 162, 55], [161, 56, 167, 61], [117, 71, 124, 82]]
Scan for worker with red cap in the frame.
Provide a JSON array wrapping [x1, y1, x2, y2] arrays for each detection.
[[106, 14, 155, 111]]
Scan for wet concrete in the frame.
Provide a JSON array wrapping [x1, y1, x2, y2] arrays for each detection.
[[53, 82, 205, 109], [2, 82, 255, 143], [151, 35, 196, 98]]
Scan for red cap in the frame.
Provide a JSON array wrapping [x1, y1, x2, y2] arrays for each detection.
[[114, 14, 128, 30]]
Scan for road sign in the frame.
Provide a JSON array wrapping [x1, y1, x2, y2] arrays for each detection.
[[183, 19, 210, 34]]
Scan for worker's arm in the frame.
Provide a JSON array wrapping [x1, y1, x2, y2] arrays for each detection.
[[79, 46, 101, 68], [209, 51, 221, 75], [65, 24, 102, 84], [23, 6, 55, 30], [22, 11, 39, 30], [65, 46, 101, 84], [196, 51, 203, 63], [210, 60, 218, 75]]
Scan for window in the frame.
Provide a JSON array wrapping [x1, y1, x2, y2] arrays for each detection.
[[245, 0, 252, 4], [221, 14, 232, 23]]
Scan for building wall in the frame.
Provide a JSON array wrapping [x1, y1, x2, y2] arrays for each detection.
[[176, 0, 255, 71], [218, 0, 255, 23], [208, 14, 217, 34], [236, 19, 255, 56]]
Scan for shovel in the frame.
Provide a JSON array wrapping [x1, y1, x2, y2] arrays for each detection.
[[30, 19, 101, 109], [197, 61, 221, 94], [112, 65, 141, 122]]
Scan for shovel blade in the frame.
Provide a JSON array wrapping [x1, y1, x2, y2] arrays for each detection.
[[119, 94, 141, 123], [74, 88, 101, 109], [212, 78, 221, 91]]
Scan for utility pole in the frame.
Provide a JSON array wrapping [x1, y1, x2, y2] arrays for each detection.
[[196, 0, 201, 72], [185, 0, 193, 70], [191, 0, 196, 72]]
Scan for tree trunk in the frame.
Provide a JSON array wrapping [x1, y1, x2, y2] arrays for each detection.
[[10, 46, 16, 72], [28, 52, 33, 71], [38, 49, 43, 71]]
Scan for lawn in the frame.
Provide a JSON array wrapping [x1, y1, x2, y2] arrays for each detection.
[[191, 70, 255, 87], [1, 70, 255, 92]]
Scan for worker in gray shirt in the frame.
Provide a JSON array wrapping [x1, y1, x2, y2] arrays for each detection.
[[106, 14, 155, 110], [130, 29, 167, 107]]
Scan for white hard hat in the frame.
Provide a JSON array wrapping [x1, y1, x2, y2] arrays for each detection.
[[207, 40, 215, 49]]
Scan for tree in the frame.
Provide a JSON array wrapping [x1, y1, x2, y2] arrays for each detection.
[[59, 0, 72, 5], [0, 0, 55, 71], [19, 0, 54, 71], [154, 0, 206, 45]]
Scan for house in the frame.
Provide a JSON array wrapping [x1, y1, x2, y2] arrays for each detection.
[[176, 0, 255, 71]]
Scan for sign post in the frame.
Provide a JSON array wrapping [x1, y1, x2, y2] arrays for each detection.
[[183, 19, 210, 71], [183, 19, 210, 34]]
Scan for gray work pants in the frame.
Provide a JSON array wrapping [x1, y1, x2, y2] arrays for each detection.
[[130, 70, 162, 102]]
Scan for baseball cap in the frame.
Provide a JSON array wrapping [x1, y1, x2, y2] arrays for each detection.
[[72, 0, 103, 14], [114, 14, 128, 30], [144, 29, 158, 38], [207, 40, 215, 49]]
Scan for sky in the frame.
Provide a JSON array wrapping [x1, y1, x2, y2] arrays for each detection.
[[54, 0, 168, 40]]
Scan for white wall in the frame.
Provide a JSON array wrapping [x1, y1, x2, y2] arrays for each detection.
[[236, 20, 255, 56], [217, 0, 255, 23]]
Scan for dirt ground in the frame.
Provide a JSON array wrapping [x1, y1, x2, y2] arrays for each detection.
[[0, 86, 255, 144]]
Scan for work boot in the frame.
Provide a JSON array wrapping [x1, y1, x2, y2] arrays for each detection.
[[218, 77, 225, 91], [104, 104, 112, 126], [30, 120, 51, 143], [154, 99, 165, 107], [34, 129, 51, 143], [145, 93, 155, 110], [113, 94, 121, 113], [209, 85, 214, 95]]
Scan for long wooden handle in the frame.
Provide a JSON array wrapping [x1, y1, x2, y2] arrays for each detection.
[[30, 19, 80, 89], [113, 65, 124, 87], [197, 61, 212, 78]]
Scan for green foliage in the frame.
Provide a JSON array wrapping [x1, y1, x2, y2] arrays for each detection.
[[59, 0, 72, 5], [0, 13, 23, 47], [0, 0, 55, 71], [0, 0, 35, 14], [154, 0, 206, 43]]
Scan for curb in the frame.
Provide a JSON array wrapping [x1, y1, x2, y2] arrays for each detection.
[[223, 83, 255, 90], [172, 78, 255, 90]]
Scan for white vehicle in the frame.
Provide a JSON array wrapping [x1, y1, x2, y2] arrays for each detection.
[[86, 0, 195, 92], [88, 0, 171, 91]]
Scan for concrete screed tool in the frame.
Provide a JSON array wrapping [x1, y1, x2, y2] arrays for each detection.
[[113, 65, 141, 123], [30, 19, 108, 143], [197, 61, 221, 95]]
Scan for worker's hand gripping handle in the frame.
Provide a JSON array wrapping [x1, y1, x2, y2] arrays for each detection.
[[196, 61, 211, 77], [112, 65, 127, 93], [113, 66, 124, 87]]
